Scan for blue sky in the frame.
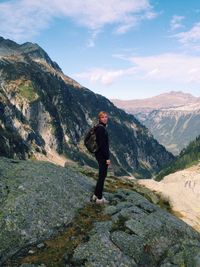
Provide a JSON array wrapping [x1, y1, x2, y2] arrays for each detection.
[[0, 0, 200, 99]]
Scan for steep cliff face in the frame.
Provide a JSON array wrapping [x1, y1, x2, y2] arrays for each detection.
[[136, 105, 200, 155], [0, 37, 174, 177]]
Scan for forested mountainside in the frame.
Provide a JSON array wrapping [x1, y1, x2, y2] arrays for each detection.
[[156, 135, 200, 181]]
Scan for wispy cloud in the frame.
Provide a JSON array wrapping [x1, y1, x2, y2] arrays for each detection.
[[0, 0, 54, 41], [174, 22, 200, 44], [170, 15, 185, 31], [130, 53, 200, 83], [75, 67, 137, 85], [86, 30, 100, 48], [172, 22, 200, 52], [75, 53, 200, 85], [0, 0, 156, 42]]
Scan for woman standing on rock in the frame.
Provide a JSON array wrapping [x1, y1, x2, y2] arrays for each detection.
[[91, 111, 111, 204]]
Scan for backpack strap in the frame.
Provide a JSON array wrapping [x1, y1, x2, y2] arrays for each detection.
[[95, 123, 105, 128]]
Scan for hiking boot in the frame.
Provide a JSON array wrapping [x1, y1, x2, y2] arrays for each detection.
[[90, 194, 98, 202], [95, 197, 109, 204]]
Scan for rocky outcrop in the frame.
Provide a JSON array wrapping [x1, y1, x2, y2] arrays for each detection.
[[0, 36, 174, 177], [0, 157, 93, 265], [1, 157, 200, 267], [73, 189, 200, 267]]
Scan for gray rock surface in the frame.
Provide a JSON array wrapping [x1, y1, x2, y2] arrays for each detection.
[[1, 157, 200, 266], [0, 157, 93, 265], [73, 189, 200, 267]]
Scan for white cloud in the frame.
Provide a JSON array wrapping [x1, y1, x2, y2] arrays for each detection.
[[130, 53, 200, 83], [0, 0, 156, 42], [170, 15, 185, 31], [75, 53, 200, 85], [174, 22, 200, 44], [86, 30, 100, 48], [75, 67, 137, 85]]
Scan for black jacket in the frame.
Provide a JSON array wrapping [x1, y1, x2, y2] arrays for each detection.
[[95, 122, 110, 160]]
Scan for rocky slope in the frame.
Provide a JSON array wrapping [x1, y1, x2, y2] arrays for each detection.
[[0, 36, 174, 177], [138, 163, 200, 234], [111, 91, 200, 155], [138, 136, 200, 235], [1, 157, 200, 267]]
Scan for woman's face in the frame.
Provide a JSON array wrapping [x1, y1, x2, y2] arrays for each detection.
[[99, 114, 108, 124]]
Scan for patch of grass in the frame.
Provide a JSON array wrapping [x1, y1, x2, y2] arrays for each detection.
[[6, 78, 39, 102], [6, 204, 111, 267], [155, 193, 171, 212], [76, 167, 173, 213], [17, 80, 39, 102], [111, 214, 130, 233], [78, 167, 98, 179]]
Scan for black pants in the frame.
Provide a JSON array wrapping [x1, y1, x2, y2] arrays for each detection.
[[94, 158, 108, 199]]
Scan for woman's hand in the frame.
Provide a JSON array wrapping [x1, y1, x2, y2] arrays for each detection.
[[106, 159, 111, 165]]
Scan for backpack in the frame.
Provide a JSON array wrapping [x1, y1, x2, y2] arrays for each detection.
[[84, 124, 103, 154]]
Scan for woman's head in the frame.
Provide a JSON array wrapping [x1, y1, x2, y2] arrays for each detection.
[[98, 111, 108, 124]]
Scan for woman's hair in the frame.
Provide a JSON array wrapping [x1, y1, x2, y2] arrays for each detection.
[[98, 111, 108, 120]]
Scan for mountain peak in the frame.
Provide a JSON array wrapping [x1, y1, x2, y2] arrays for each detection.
[[0, 36, 20, 55], [0, 36, 62, 72], [164, 90, 195, 98], [111, 90, 199, 113], [20, 42, 41, 51]]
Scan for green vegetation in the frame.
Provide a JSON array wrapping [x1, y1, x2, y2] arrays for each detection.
[[17, 80, 38, 102], [156, 135, 200, 181], [111, 214, 130, 233]]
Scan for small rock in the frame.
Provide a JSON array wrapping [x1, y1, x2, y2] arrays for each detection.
[[63, 253, 69, 263], [18, 185, 25, 190], [193, 254, 200, 267], [37, 243, 45, 249], [28, 249, 35, 254]]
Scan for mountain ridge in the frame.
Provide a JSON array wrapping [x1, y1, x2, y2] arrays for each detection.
[[111, 91, 200, 113], [0, 36, 174, 177], [111, 91, 200, 155]]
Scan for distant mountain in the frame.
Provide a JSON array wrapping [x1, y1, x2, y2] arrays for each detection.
[[156, 134, 200, 181], [111, 92, 200, 155], [136, 105, 200, 155], [0, 37, 174, 177], [111, 91, 199, 113]]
